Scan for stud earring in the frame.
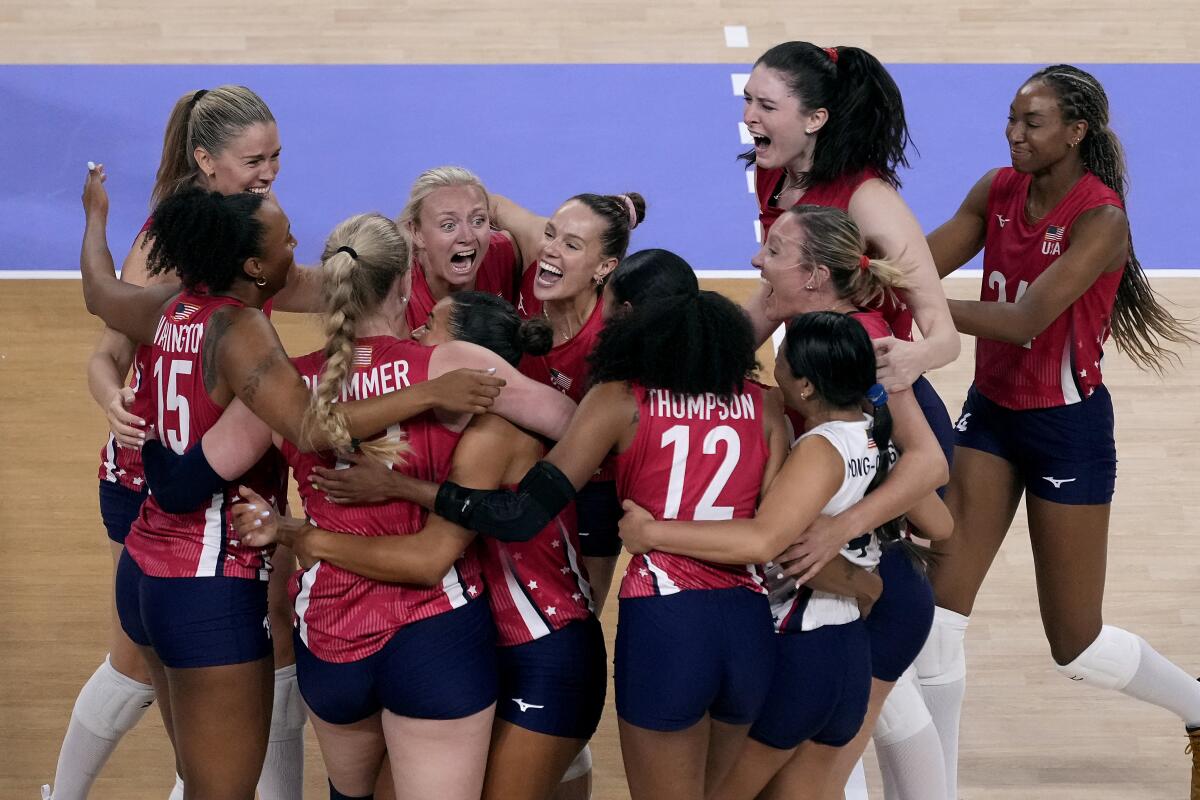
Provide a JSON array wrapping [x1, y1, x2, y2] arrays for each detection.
[[593, 274, 604, 287]]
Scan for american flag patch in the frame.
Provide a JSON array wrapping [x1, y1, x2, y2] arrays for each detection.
[[1045, 225, 1065, 242], [549, 368, 573, 392], [353, 346, 372, 367], [172, 302, 200, 321]]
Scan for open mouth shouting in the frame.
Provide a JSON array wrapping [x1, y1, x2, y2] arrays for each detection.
[[449, 248, 478, 275], [536, 260, 564, 287], [751, 131, 771, 156]]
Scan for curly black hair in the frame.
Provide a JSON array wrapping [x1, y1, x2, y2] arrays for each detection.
[[145, 187, 266, 292]]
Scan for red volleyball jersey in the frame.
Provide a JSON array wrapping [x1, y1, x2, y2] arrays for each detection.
[[514, 265, 606, 404], [479, 486, 593, 647], [282, 336, 483, 663], [755, 168, 913, 341], [617, 382, 770, 598], [976, 168, 1124, 409], [405, 231, 521, 331], [126, 294, 285, 580]]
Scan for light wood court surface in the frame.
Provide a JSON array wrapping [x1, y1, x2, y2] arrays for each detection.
[[2, 277, 1199, 800], [1, 0, 1199, 62], [4, 2, 1199, 797]]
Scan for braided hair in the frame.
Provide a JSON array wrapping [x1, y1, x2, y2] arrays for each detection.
[[305, 213, 412, 463], [1030, 65, 1195, 371]]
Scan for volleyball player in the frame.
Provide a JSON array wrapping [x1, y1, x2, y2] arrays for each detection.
[[78, 169, 502, 798], [919, 64, 1200, 799], [618, 310, 950, 800], [55, 85, 311, 800], [398, 166, 522, 330]]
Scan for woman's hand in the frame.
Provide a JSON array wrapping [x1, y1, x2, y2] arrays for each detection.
[[774, 513, 861, 585], [105, 386, 147, 449], [310, 451, 399, 505], [82, 163, 109, 221], [232, 485, 282, 547], [617, 499, 656, 555], [872, 336, 924, 393], [425, 368, 506, 415]]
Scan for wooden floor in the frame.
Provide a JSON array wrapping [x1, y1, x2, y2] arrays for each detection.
[[4, 2, 1199, 795], [2, 276, 1198, 799]]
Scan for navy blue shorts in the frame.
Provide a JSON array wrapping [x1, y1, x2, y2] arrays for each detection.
[[99, 480, 148, 545], [115, 549, 271, 669], [576, 480, 622, 558], [911, 376, 954, 495], [864, 546, 934, 682], [496, 616, 607, 739], [954, 384, 1116, 505], [615, 588, 775, 732], [294, 598, 498, 726], [750, 620, 871, 749]]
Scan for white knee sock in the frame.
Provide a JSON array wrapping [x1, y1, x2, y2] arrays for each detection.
[[167, 773, 184, 800], [914, 607, 968, 800], [256, 664, 306, 800], [562, 743, 593, 782], [1057, 625, 1200, 727], [50, 655, 156, 800], [875, 667, 947, 800]]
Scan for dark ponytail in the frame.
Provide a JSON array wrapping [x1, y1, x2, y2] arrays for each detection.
[[145, 187, 266, 292], [783, 311, 902, 543], [1030, 64, 1196, 372], [569, 192, 647, 263], [739, 42, 911, 190], [589, 252, 757, 398], [446, 291, 552, 367]]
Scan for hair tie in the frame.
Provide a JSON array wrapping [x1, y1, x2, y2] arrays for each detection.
[[859, 254, 871, 272], [867, 383, 888, 408], [823, 46, 839, 64], [190, 89, 209, 107], [336, 245, 359, 260], [619, 194, 639, 231]]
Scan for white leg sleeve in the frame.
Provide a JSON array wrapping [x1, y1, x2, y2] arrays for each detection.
[[50, 655, 156, 800], [256, 664, 306, 800]]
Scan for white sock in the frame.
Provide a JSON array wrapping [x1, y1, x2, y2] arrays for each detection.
[[843, 758, 869, 800], [875, 667, 947, 800], [256, 664, 306, 800], [877, 721, 947, 800], [50, 655, 155, 800], [914, 607, 968, 800], [168, 773, 184, 800], [1125, 637, 1200, 726]]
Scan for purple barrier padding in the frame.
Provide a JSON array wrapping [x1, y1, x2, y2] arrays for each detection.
[[0, 64, 1194, 271]]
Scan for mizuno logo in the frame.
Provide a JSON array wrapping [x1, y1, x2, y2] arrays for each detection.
[[1042, 476, 1077, 489], [954, 413, 971, 433], [996, 214, 1010, 228], [511, 698, 545, 712]]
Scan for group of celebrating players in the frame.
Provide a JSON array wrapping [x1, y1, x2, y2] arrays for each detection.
[[42, 38, 1200, 800]]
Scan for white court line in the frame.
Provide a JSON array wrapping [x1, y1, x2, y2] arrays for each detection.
[[723, 25, 749, 48], [745, 168, 756, 194], [731, 72, 750, 95], [737, 121, 754, 145]]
